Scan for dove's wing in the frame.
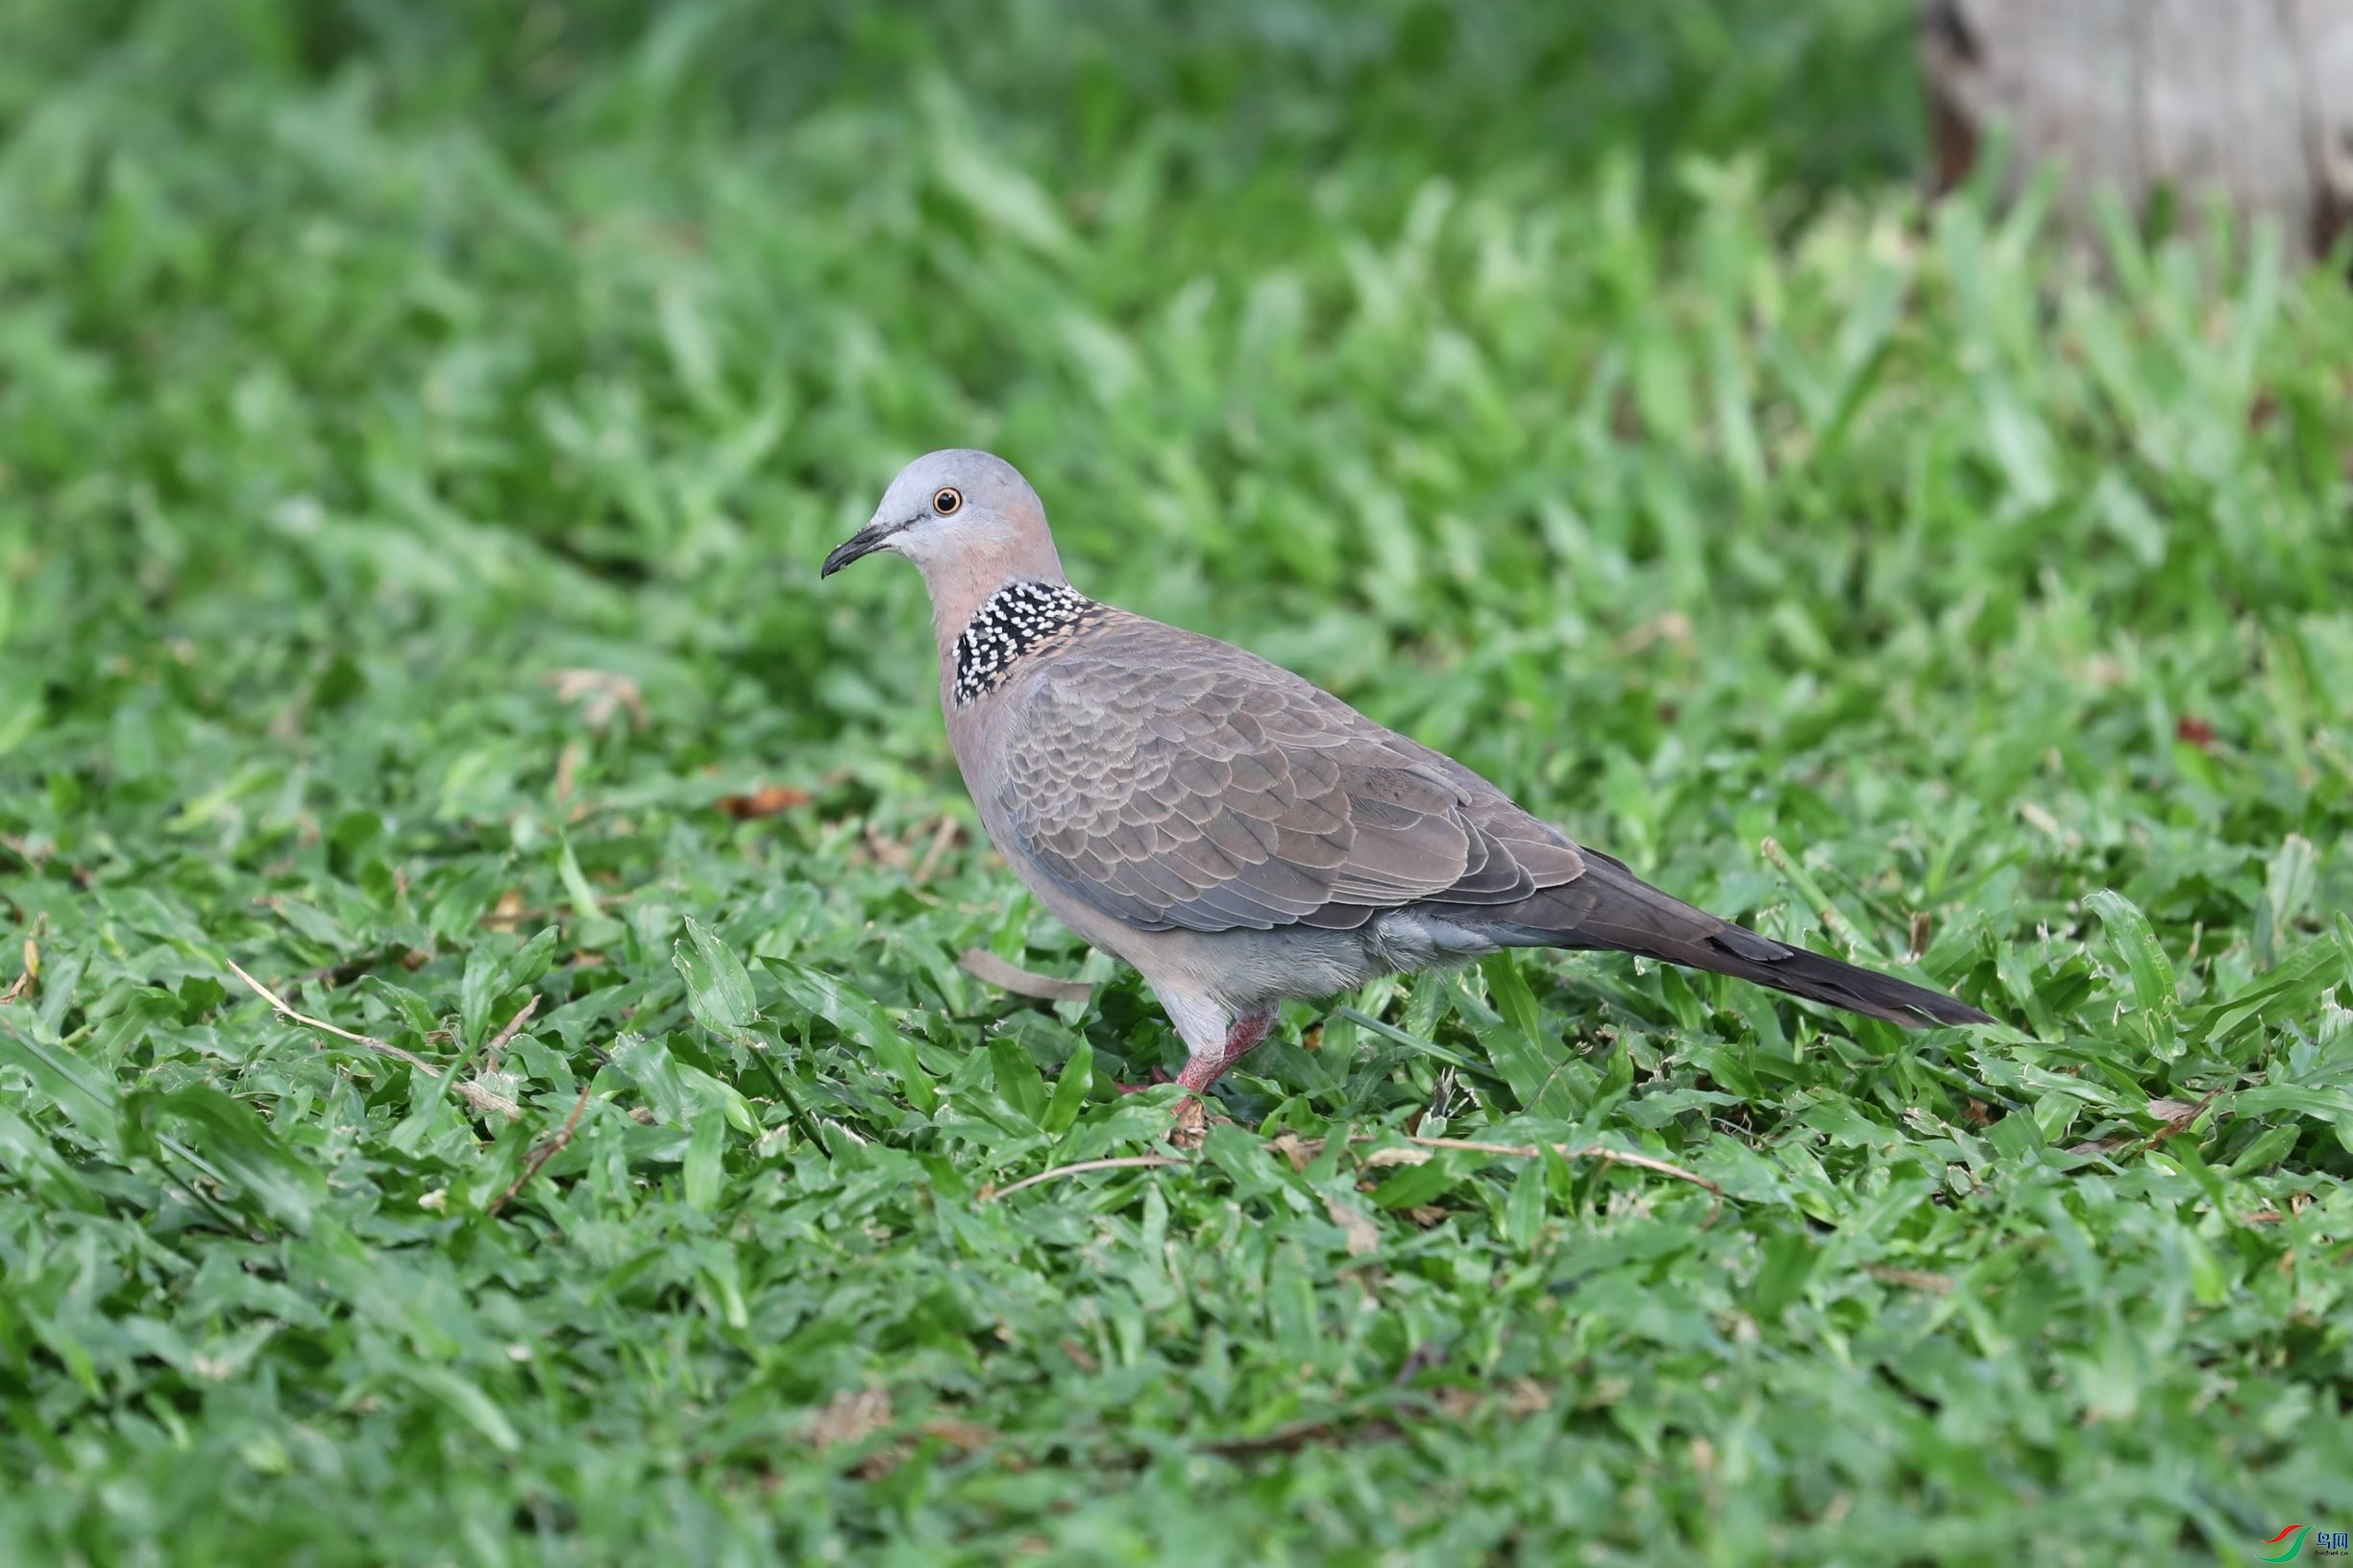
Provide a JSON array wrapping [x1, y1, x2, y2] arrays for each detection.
[[993, 616, 1586, 934]]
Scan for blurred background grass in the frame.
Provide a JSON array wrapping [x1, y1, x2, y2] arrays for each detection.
[[3, 2, 2352, 1563]]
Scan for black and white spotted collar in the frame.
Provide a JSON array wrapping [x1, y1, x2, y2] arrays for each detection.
[[952, 581, 1103, 705]]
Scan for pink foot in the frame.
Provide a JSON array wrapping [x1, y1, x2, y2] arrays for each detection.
[[1175, 1014, 1273, 1095]]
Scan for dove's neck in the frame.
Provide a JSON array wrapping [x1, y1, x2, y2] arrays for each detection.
[[920, 547, 1071, 665]]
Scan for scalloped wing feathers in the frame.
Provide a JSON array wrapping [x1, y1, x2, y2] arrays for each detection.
[[993, 614, 1587, 934]]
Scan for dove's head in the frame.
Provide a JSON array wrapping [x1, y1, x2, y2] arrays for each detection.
[[823, 451, 1066, 607]]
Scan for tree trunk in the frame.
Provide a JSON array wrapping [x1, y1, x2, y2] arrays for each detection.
[[1924, 0, 2353, 263]]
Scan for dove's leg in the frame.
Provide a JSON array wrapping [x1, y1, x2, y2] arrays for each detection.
[[1154, 1004, 1274, 1147], [1107, 1012, 1269, 1096], [1175, 1012, 1273, 1094]]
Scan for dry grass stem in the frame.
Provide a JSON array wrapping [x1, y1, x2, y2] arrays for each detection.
[[487, 1080, 594, 1217], [227, 959, 521, 1120], [482, 994, 541, 1068], [914, 816, 961, 885], [983, 1156, 1181, 1201]]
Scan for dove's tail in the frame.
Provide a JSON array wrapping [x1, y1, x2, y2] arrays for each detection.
[[1465, 848, 1992, 1028]]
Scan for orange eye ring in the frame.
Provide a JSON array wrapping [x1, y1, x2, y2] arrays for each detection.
[[933, 487, 963, 515]]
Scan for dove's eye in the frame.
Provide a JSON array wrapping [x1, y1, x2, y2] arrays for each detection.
[[933, 487, 963, 516]]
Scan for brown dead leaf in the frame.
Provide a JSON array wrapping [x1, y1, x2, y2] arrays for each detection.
[[1613, 610, 1694, 656], [808, 1387, 892, 1451], [0, 933, 34, 1005], [719, 784, 813, 820], [2070, 1089, 2224, 1156], [552, 740, 584, 805], [862, 824, 914, 871], [2017, 800, 2064, 838], [957, 948, 1093, 1004], [1324, 1195, 1381, 1257], [545, 669, 647, 730], [1503, 1378, 1552, 1416], [1867, 1265, 1955, 1294], [1268, 1133, 1317, 1173], [917, 1419, 998, 1458]]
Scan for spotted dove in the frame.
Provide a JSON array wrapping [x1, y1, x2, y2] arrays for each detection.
[[823, 450, 1991, 1110]]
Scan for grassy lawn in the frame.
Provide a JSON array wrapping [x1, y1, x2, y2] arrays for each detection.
[[4, 2, 2351, 1561]]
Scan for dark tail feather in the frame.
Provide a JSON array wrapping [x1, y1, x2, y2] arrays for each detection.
[[1465, 850, 1992, 1029]]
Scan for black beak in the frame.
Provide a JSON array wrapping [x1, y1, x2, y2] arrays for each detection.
[[821, 519, 904, 577]]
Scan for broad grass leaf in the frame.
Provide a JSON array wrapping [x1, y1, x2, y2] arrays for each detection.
[[502, 925, 560, 996], [763, 958, 936, 1115], [676, 917, 758, 1037], [2189, 932, 2346, 1049], [400, 1365, 521, 1454], [0, 1105, 103, 1211], [684, 1114, 725, 1209], [1750, 1232, 1817, 1319], [1265, 1242, 1320, 1371], [1369, 1154, 1458, 1211], [2230, 1084, 2353, 1129], [1043, 1039, 1092, 1136], [2253, 834, 2318, 968], [135, 1085, 324, 1230], [931, 131, 1075, 257], [2222, 1124, 2300, 1175], [1503, 1159, 1547, 1251], [1478, 952, 1577, 1118], [555, 835, 603, 919], [459, 927, 556, 1046], [1989, 1110, 2047, 1164], [0, 1017, 122, 1147], [676, 1063, 758, 1134], [458, 945, 501, 1048], [988, 1035, 1046, 1126], [0, 682, 41, 757], [2085, 890, 2178, 1051], [608, 1033, 695, 1126], [1334, 1005, 1486, 1077], [361, 975, 445, 1040]]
